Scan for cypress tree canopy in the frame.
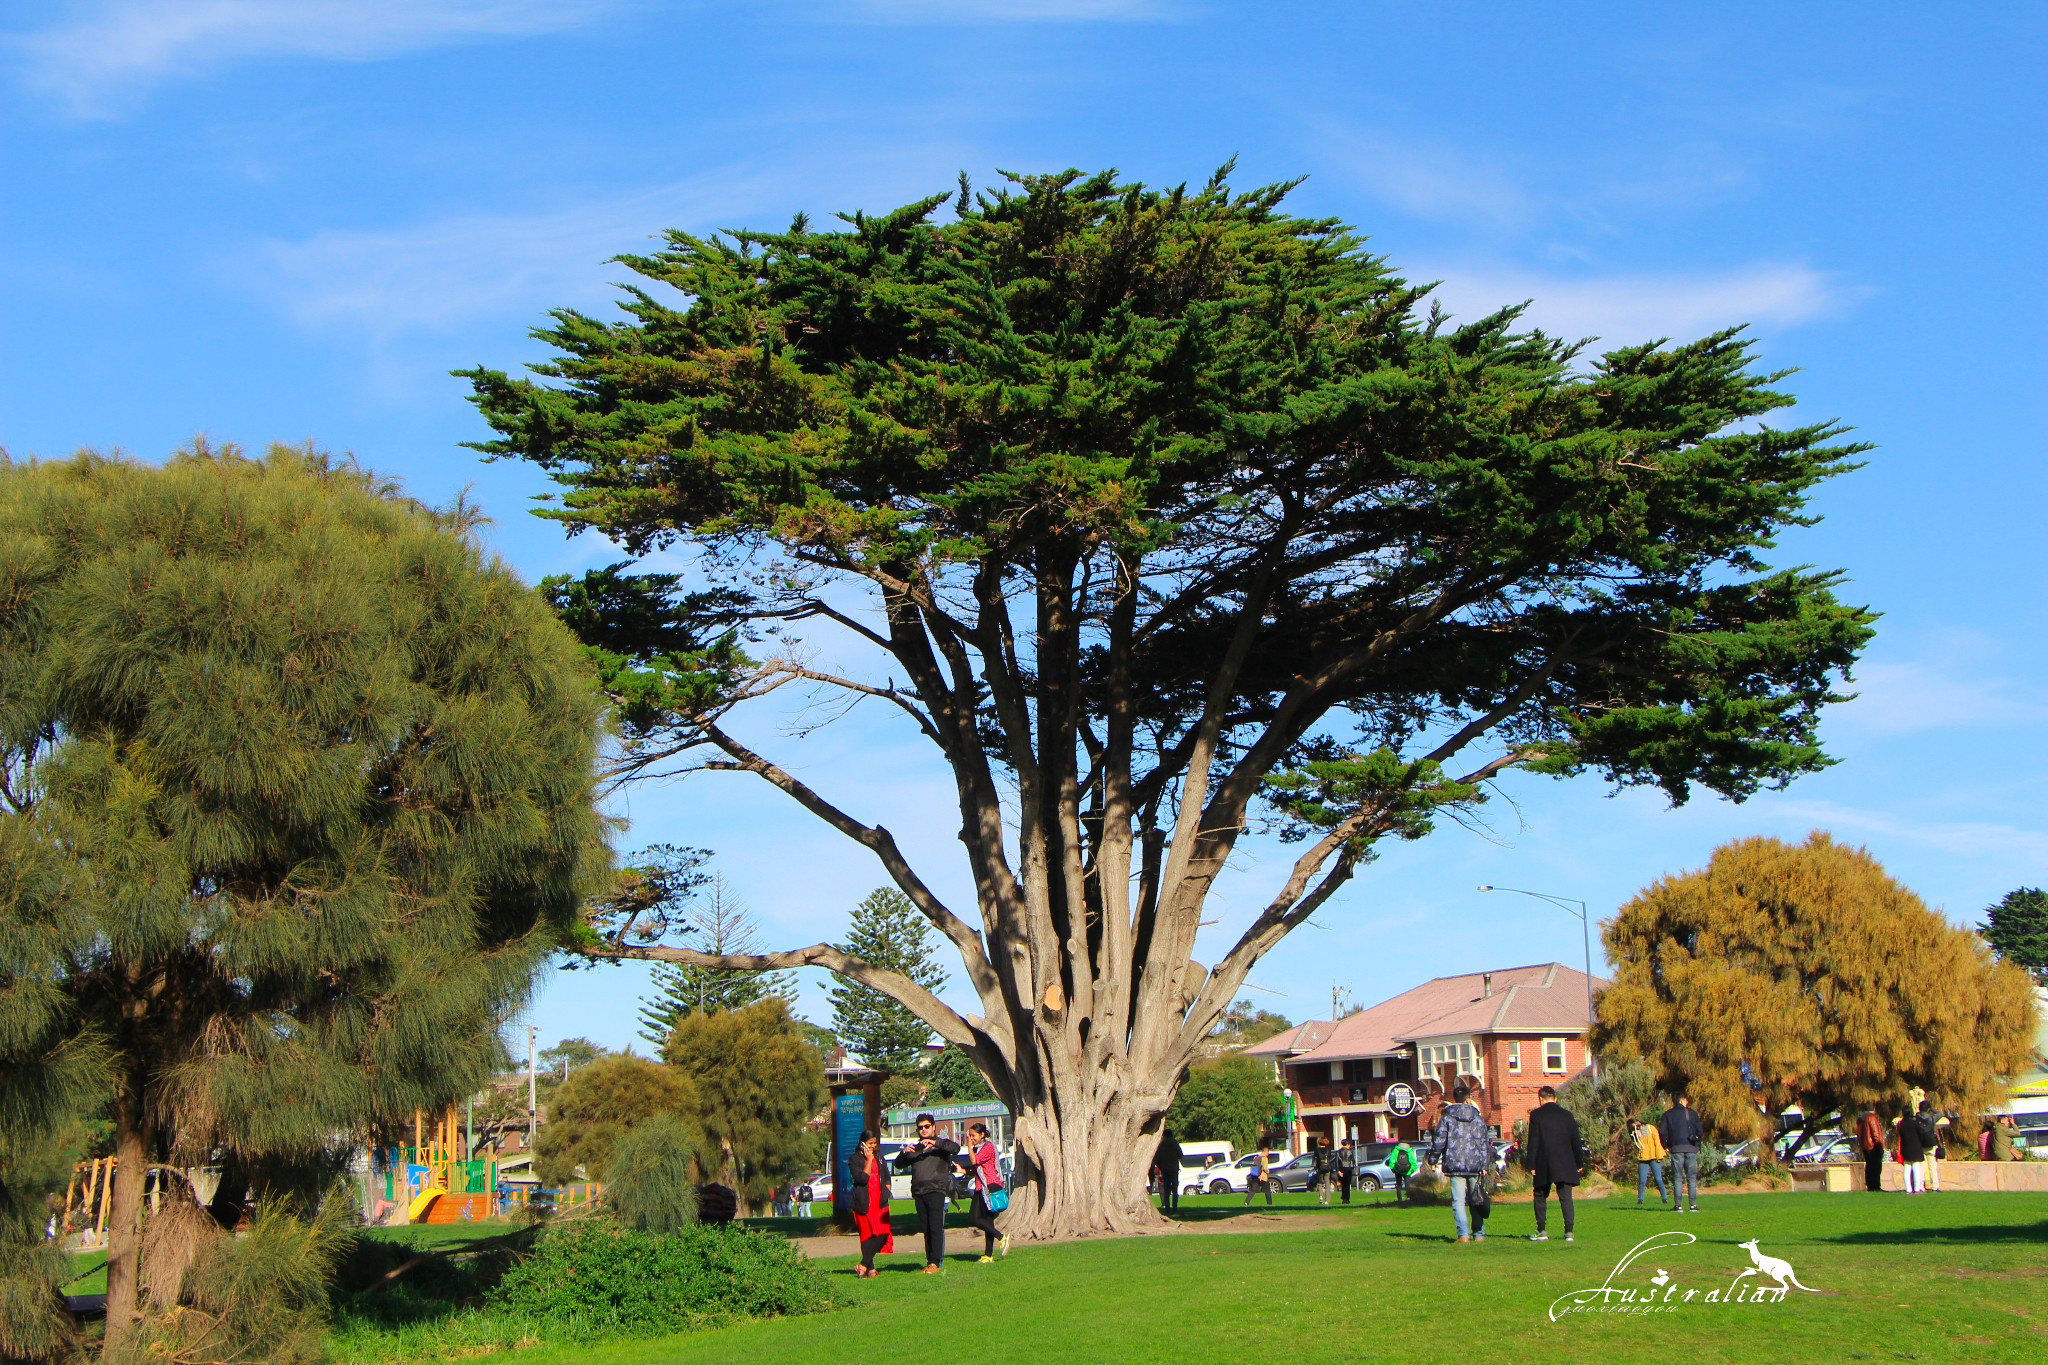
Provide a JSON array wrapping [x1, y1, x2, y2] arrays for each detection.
[[0, 444, 605, 1334]]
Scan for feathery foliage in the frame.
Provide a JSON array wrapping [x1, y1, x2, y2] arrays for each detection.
[[827, 888, 948, 1074], [532, 1054, 695, 1187], [663, 998, 825, 1213], [603, 1112, 700, 1235], [0, 444, 605, 1339], [1593, 832, 2040, 1141]]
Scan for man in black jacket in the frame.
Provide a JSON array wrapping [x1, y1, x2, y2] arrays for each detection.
[[893, 1114, 961, 1272], [1658, 1095, 1706, 1213], [1524, 1086, 1584, 1242], [1154, 1128, 1183, 1212]]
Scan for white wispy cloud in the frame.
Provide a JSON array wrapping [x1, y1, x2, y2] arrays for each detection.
[[12, 0, 619, 114], [1415, 260, 1846, 343], [1831, 639, 2048, 736], [243, 175, 778, 338], [1763, 801, 2048, 867]]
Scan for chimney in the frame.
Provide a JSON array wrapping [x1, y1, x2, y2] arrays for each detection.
[[1482, 972, 1493, 998]]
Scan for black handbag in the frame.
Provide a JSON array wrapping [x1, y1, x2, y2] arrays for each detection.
[[1468, 1167, 1495, 1219]]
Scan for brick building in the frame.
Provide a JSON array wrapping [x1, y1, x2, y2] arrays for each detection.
[[1244, 962, 1604, 1151]]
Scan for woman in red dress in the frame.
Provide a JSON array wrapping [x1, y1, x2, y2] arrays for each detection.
[[850, 1130, 893, 1277]]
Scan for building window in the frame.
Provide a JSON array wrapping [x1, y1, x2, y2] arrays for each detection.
[[1543, 1038, 1567, 1073], [1507, 1042, 1521, 1074], [1372, 1057, 1386, 1078]]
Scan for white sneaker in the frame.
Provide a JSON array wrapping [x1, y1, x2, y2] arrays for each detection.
[[1528, 1232, 1548, 1241], [1564, 1233, 1575, 1242]]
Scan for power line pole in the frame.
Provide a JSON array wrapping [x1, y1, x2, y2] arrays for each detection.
[[526, 1025, 538, 1150]]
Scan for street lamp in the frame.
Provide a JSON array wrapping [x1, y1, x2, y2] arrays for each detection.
[[1478, 886, 1599, 1078]]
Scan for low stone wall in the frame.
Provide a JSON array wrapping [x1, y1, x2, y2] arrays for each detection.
[[1806, 1159, 2048, 1192]]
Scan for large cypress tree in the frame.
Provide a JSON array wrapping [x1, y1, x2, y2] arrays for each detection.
[[467, 165, 1877, 1238], [827, 888, 949, 1074], [0, 445, 605, 1344]]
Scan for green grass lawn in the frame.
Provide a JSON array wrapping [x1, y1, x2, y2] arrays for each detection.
[[343, 1190, 2045, 1365]]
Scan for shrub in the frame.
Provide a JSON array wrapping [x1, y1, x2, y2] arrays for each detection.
[[605, 1113, 699, 1235], [488, 1221, 832, 1338], [108, 1203, 350, 1365]]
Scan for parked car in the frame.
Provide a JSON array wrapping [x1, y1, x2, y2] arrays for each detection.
[[1783, 1132, 1857, 1164], [1174, 1141, 1238, 1194], [803, 1172, 833, 1203], [1723, 1138, 1764, 1169], [1268, 1149, 1400, 1193], [2012, 1126, 2048, 1156], [1189, 1151, 1291, 1195]]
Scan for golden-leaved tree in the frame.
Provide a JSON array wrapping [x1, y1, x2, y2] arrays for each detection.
[[1593, 832, 2038, 1142]]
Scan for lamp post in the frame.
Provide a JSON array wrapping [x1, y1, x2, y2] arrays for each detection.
[[1478, 885, 1599, 1078]]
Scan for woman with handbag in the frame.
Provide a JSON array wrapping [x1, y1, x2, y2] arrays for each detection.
[[849, 1130, 894, 1277], [964, 1121, 1010, 1262]]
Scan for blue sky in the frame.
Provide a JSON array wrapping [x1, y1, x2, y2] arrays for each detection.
[[5, 1, 2044, 1056]]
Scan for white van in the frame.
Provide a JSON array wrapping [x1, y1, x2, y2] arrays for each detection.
[[1174, 1140, 1235, 1193]]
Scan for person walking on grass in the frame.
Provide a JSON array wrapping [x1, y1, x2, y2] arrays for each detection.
[[893, 1114, 960, 1273], [963, 1120, 1009, 1263], [1244, 1148, 1274, 1207], [1154, 1127, 1183, 1213], [1389, 1141, 1417, 1204], [1314, 1135, 1336, 1206], [1337, 1136, 1358, 1205], [1857, 1103, 1887, 1192], [1428, 1084, 1492, 1243], [1915, 1102, 1943, 1192], [1630, 1118, 1669, 1207], [1659, 1093, 1705, 1213], [849, 1131, 893, 1278], [1895, 1100, 1928, 1193], [1525, 1085, 1585, 1242]]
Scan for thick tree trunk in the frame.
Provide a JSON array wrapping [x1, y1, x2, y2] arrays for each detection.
[[101, 1109, 151, 1349], [1001, 1081, 1170, 1239]]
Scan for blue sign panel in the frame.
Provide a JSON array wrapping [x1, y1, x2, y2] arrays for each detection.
[[833, 1093, 865, 1209]]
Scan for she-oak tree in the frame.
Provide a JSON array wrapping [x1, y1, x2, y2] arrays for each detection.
[[462, 165, 1877, 1239]]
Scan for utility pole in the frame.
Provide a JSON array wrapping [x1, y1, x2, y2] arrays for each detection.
[[526, 1025, 538, 1150]]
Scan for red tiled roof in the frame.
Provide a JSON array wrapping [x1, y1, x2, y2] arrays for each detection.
[[1290, 963, 1607, 1064], [1242, 1020, 1332, 1057]]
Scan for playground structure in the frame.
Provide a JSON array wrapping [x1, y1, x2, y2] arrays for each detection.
[[53, 1105, 609, 1244], [386, 1104, 498, 1224], [379, 1104, 603, 1224]]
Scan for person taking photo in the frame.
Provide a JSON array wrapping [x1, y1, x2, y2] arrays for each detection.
[[893, 1114, 962, 1272]]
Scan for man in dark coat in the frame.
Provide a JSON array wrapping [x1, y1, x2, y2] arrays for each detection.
[[1856, 1103, 1887, 1191], [892, 1114, 962, 1271], [1658, 1093, 1706, 1212], [1153, 1127, 1183, 1212], [1524, 1085, 1584, 1242]]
